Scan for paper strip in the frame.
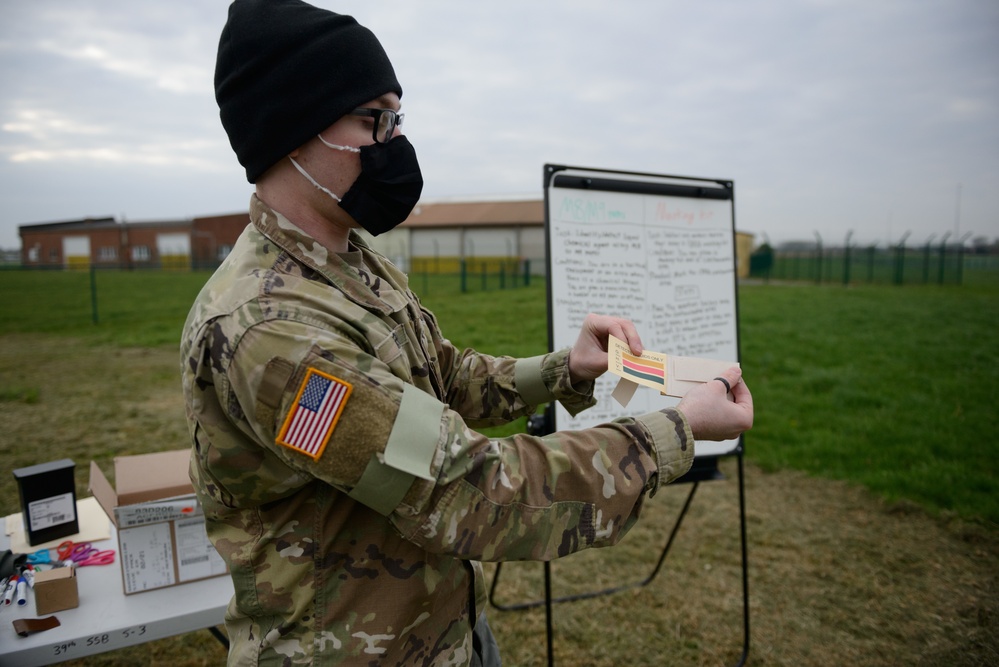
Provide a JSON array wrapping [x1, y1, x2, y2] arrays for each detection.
[[607, 334, 739, 402], [611, 376, 639, 407]]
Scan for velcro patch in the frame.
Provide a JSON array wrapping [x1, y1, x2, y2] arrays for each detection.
[[276, 368, 352, 460]]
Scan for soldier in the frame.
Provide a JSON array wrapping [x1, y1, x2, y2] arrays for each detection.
[[181, 1, 754, 665]]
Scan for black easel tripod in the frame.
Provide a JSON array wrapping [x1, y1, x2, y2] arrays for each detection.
[[487, 407, 751, 667]]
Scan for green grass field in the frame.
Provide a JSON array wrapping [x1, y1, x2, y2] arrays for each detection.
[[741, 283, 999, 524], [1, 268, 997, 666], [1, 268, 997, 524]]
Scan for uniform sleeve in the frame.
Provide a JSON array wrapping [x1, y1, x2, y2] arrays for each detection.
[[422, 306, 597, 426], [396, 406, 694, 562], [225, 318, 694, 563]]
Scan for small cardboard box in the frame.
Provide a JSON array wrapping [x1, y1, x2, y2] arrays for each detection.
[[34, 566, 79, 615], [88, 450, 228, 595]]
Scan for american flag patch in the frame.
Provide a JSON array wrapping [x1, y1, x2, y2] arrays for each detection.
[[276, 368, 352, 460]]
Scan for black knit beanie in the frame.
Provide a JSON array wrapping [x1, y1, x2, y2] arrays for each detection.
[[215, 0, 402, 183]]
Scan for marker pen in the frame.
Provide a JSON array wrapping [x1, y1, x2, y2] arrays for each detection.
[[15, 578, 27, 606], [3, 576, 18, 605]]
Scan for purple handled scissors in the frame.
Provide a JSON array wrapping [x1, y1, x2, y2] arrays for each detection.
[[56, 541, 116, 567]]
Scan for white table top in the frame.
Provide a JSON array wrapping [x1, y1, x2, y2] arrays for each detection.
[[0, 517, 234, 666]]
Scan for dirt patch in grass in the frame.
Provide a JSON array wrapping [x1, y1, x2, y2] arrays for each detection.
[[1, 335, 996, 666], [484, 458, 998, 666]]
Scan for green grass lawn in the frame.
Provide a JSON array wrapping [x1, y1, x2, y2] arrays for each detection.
[[737, 283, 999, 524], [2, 267, 998, 667], [1, 268, 997, 525]]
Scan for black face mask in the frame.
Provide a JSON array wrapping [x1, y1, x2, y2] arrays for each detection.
[[338, 135, 424, 236]]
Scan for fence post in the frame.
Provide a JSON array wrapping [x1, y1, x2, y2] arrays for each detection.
[[460, 259, 467, 293], [89, 265, 99, 324], [922, 240, 934, 284], [937, 232, 951, 285], [842, 230, 853, 286], [814, 232, 823, 285], [894, 232, 911, 285]]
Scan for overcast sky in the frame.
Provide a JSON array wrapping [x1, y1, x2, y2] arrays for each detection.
[[1, 0, 996, 250]]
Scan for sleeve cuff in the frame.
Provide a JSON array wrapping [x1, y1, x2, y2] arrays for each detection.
[[348, 384, 445, 516], [514, 354, 552, 405], [515, 349, 598, 416], [635, 408, 695, 494], [383, 384, 445, 481]]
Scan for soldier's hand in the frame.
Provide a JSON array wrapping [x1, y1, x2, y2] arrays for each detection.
[[676, 366, 754, 441], [568, 313, 642, 385]]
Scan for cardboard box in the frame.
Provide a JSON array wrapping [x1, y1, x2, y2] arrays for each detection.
[[34, 566, 79, 615], [88, 450, 228, 595]]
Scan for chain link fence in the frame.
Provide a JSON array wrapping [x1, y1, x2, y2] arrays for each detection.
[[748, 243, 998, 286]]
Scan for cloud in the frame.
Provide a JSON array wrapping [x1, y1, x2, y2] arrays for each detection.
[[3, 109, 108, 142], [0, 0, 996, 250], [36, 39, 209, 96], [0, 3, 230, 186]]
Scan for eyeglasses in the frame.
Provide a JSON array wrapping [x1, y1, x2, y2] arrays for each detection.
[[348, 108, 405, 144]]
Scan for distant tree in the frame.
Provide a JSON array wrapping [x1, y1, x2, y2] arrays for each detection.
[[970, 236, 999, 255], [750, 243, 774, 275]]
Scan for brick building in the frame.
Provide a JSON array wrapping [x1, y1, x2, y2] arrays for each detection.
[[19, 217, 192, 269], [17, 199, 754, 276], [190, 212, 252, 268]]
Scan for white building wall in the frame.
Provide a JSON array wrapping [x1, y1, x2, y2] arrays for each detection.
[[463, 228, 517, 258], [412, 229, 461, 258], [156, 232, 191, 256], [63, 235, 90, 257], [63, 236, 91, 268]]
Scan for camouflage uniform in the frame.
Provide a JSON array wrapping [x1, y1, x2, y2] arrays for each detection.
[[181, 195, 695, 666]]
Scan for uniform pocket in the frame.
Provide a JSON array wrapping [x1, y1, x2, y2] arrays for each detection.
[[374, 323, 412, 378]]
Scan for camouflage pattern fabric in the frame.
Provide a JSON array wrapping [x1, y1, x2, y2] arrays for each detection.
[[181, 194, 694, 666]]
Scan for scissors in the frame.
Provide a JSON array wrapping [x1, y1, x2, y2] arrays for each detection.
[[56, 541, 116, 567], [26, 549, 56, 566]]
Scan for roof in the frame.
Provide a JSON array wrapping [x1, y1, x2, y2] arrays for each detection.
[[403, 198, 543, 228], [123, 219, 192, 230], [18, 217, 117, 233], [18, 216, 191, 234]]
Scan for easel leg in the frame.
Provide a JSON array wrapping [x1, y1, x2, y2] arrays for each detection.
[[490, 454, 751, 666], [207, 626, 229, 650], [544, 562, 554, 667], [734, 452, 750, 667]]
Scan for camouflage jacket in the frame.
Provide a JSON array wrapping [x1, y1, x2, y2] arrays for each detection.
[[181, 195, 694, 666]]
